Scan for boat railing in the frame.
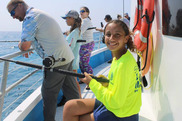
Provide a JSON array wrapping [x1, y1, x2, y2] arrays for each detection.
[[94, 31, 103, 49], [0, 48, 43, 120]]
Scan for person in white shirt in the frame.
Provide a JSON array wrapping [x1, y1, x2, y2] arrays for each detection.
[[79, 6, 95, 90], [96, 14, 112, 32]]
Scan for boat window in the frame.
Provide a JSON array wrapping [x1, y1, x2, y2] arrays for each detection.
[[162, 0, 182, 37]]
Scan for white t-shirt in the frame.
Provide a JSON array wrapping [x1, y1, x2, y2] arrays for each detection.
[[81, 17, 94, 44]]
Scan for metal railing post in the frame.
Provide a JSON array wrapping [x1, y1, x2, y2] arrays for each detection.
[[98, 32, 103, 49], [0, 61, 9, 119]]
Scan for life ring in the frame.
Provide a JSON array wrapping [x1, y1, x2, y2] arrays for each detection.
[[133, 0, 155, 83], [134, 0, 155, 52]]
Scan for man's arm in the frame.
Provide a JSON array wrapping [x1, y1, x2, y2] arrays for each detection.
[[96, 28, 104, 32], [18, 41, 33, 58]]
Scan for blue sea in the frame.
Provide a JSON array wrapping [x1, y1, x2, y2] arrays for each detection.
[[0, 31, 105, 120]]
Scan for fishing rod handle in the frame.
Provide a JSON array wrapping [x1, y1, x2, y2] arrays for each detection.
[[91, 76, 109, 83]]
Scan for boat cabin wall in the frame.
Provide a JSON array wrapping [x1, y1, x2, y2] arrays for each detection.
[[131, 0, 182, 121]]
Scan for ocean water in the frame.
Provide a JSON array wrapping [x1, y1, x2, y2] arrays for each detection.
[[0, 31, 105, 120]]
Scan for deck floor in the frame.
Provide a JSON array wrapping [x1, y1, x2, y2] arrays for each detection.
[[55, 62, 155, 121]]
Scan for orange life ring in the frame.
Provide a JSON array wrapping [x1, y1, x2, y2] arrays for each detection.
[[133, 0, 155, 77], [134, 0, 154, 52]]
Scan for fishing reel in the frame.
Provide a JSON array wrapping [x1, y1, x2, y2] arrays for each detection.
[[43, 56, 65, 68]]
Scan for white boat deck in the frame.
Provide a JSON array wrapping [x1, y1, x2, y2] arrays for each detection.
[[55, 61, 155, 121]]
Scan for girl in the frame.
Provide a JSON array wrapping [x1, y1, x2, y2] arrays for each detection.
[[62, 10, 82, 98], [79, 7, 95, 90], [63, 20, 142, 121]]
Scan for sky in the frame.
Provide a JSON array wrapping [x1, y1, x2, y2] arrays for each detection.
[[0, 0, 131, 32]]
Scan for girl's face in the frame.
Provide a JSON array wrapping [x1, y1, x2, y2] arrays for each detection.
[[80, 8, 88, 19], [104, 23, 128, 53], [65, 17, 75, 26]]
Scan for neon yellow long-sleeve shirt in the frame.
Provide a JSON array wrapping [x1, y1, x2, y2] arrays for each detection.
[[89, 50, 142, 118]]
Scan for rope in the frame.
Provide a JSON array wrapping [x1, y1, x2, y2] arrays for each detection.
[[141, 10, 155, 71]]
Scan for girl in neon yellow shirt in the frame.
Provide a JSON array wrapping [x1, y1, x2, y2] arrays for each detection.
[[63, 20, 142, 121]]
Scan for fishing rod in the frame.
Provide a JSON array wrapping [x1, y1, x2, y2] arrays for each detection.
[[0, 58, 109, 83]]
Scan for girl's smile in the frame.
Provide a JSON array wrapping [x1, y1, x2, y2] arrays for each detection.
[[107, 41, 119, 50]]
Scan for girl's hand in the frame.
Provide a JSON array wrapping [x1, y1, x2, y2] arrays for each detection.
[[79, 72, 92, 85]]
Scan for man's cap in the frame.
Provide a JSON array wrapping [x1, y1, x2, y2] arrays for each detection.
[[62, 10, 79, 19]]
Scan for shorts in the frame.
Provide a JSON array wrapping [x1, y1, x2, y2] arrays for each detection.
[[93, 99, 139, 121]]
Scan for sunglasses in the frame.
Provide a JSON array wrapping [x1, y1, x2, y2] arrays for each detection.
[[10, 4, 18, 16], [80, 10, 86, 13]]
